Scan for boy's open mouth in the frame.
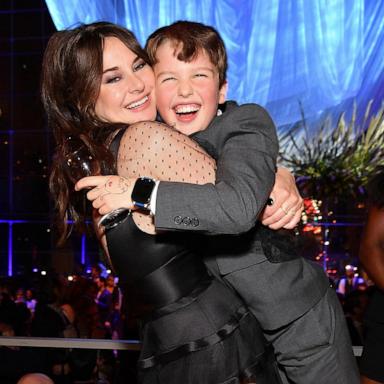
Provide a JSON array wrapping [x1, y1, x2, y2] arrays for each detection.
[[174, 104, 200, 121]]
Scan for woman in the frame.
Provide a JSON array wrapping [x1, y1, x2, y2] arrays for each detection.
[[42, 22, 281, 383], [359, 168, 384, 384]]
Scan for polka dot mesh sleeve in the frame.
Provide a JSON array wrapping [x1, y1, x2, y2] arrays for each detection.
[[115, 121, 216, 234], [117, 121, 216, 185]]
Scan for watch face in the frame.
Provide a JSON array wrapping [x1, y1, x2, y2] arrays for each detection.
[[132, 177, 155, 206]]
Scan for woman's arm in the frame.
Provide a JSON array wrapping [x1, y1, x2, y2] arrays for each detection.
[[118, 120, 215, 234], [359, 206, 384, 289], [116, 121, 215, 184], [77, 121, 215, 243]]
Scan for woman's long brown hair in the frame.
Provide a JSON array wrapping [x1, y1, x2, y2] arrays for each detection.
[[41, 22, 150, 244]]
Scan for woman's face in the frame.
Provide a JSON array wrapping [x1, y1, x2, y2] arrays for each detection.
[[95, 36, 157, 124]]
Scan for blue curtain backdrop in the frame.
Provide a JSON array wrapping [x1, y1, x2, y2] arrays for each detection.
[[44, 0, 384, 131]]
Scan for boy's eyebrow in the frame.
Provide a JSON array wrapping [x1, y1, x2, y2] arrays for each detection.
[[156, 67, 215, 77]]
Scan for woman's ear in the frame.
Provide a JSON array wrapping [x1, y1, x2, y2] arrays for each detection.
[[219, 81, 228, 104]]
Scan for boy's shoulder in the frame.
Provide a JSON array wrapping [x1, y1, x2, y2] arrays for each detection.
[[191, 100, 277, 156], [219, 100, 268, 117], [204, 100, 275, 134]]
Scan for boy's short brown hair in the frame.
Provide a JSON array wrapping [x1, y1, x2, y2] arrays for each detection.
[[145, 20, 227, 88]]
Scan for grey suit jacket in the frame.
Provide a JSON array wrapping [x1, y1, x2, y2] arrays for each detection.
[[155, 101, 329, 330], [155, 101, 278, 233]]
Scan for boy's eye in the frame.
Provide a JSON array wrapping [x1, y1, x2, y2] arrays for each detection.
[[133, 60, 147, 72], [161, 76, 176, 83], [194, 73, 208, 78]]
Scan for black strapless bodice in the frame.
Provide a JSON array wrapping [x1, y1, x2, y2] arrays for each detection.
[[106, 214, 200, 281], [106, 214, 210, 311]]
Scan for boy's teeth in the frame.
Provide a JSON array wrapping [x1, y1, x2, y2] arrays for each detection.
[[127, 96, 148, 109], [175, 105, 200, 114]]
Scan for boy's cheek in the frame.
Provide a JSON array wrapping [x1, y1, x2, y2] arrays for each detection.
[[155, 85, 173, 113], [155, 91, 173, 125]]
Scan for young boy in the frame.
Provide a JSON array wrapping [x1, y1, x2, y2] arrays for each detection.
[[142, 21, 359, 384]]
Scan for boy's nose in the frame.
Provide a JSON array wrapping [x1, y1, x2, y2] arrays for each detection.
[[178, 80, 193, 97]]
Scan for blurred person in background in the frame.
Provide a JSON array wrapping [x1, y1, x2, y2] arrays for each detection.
[[17, 373, 54, 384], [25, 288, 37, 316], [337, 264, 366, 298], [359, 168, 384, 384]]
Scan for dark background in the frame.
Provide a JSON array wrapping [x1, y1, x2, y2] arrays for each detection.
[[0, 0, 101, 278]]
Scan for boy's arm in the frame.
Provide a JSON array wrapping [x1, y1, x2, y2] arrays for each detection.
[[154, 104, 278, 234]]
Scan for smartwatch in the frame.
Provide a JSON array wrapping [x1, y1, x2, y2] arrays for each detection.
[[131, 177, 156, 210]]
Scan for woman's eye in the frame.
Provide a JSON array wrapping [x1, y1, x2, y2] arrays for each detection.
[[106, 76, 120, 84], [133, 61, 146, 72]]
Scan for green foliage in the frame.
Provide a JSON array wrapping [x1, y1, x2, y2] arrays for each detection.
[[280, 102, 384, 203]]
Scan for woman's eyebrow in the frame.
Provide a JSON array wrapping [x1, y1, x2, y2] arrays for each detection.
[[102, 66, 119, 74]]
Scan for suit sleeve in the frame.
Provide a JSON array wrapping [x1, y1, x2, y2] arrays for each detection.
[[154, 104, 279, 234]]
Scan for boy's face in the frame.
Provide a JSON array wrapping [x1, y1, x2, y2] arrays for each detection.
[[153, 41, 227, 136]]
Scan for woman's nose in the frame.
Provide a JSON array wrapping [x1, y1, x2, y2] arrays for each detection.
[[127, 73, 145, 94]]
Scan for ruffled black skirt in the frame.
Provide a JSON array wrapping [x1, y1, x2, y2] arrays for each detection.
[[138, 279, 281, 384]]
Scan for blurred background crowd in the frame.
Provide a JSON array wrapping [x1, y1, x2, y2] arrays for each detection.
[[0, 260, 373, 383]]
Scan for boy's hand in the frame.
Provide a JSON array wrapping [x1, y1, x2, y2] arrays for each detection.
[[75, 175, 136, 215], [261, 167, 303, 230]]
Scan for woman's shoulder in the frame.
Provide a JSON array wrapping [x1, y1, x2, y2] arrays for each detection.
[[121, 121, 206, 154], [124, 120, 177, 136]]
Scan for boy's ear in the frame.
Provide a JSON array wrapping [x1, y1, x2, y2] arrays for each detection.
[[219, 81, 228, 104]]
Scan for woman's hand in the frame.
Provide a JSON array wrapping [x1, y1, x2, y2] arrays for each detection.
[[75, 175, 135, 215], [261, 167, 303, 230]]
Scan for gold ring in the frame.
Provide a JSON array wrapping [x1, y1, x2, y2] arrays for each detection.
[[280, 206, 289, 215]]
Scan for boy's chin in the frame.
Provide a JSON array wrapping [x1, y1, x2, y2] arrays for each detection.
[[172, 122, 202, 136]]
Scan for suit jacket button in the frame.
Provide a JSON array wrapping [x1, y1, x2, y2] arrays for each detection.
[[174, 216, 182, 225], [182, 217, 191, 225], [191, 218, 199, 227]]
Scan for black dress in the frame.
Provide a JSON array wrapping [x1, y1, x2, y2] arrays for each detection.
[[106, 214, 281, 384], [360, 287, 384, 382]]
